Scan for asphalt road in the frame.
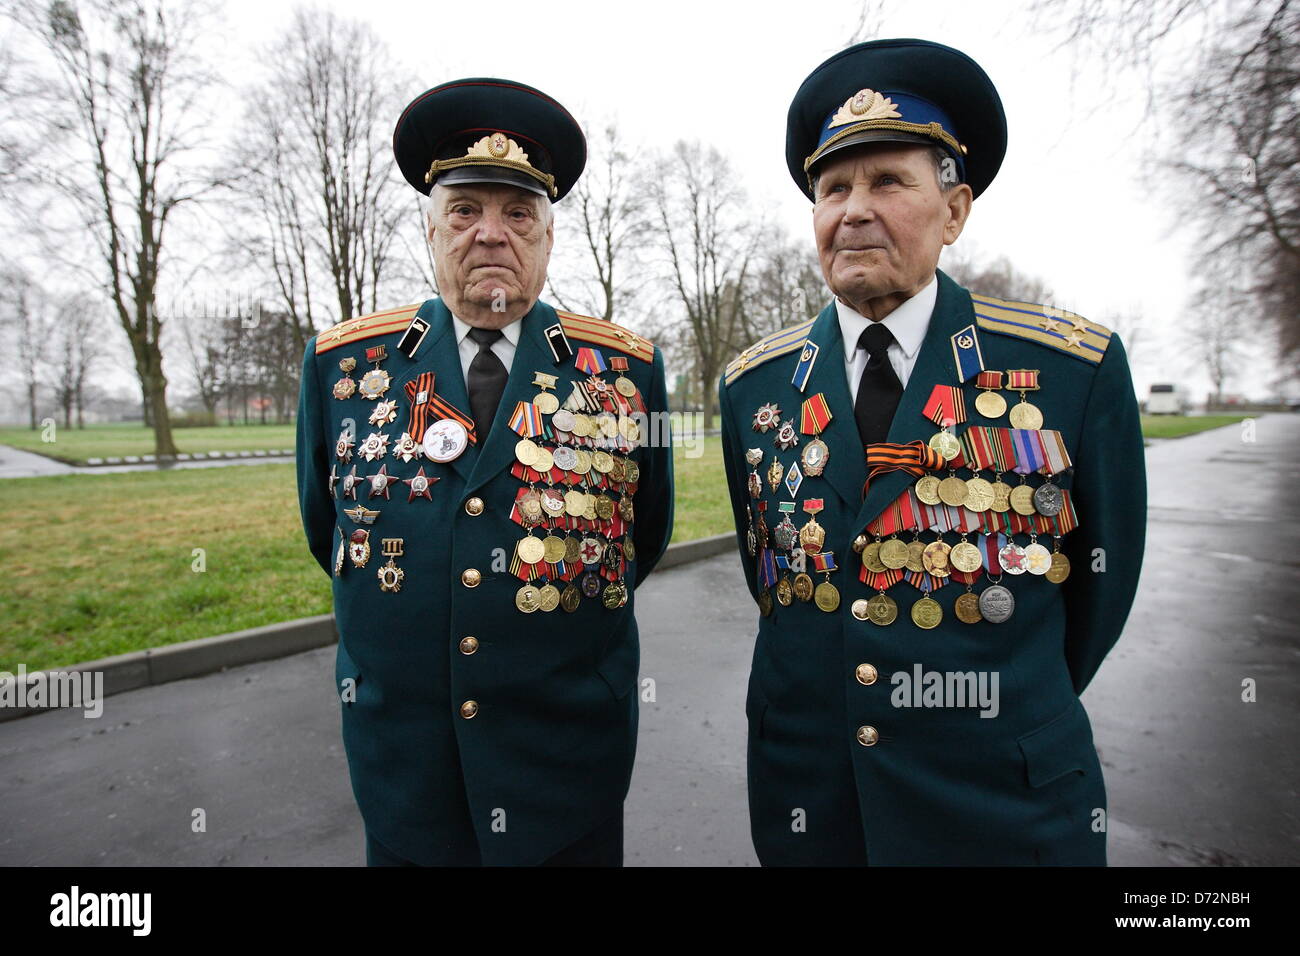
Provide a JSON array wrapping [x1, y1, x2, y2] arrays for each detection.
[[1, 415, 1296, 866]]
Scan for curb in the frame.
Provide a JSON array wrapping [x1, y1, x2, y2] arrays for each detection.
[[0, 535, 737, 723]]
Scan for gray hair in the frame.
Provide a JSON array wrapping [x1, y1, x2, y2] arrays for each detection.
[[811, 144, 958, 197]]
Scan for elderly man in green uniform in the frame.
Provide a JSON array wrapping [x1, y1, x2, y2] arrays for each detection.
[[719, 39, 1146, 865], [296, 78, 674, 866]]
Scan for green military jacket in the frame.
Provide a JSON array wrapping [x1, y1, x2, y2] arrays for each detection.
[[718, 269, 1145, 865], [297, 296, 673, 865]]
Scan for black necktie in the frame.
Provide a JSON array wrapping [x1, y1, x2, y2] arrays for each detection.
[[853, 322, 904, 448], [466, 326, 508, 435]]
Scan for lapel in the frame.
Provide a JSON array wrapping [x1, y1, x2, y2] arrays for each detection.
[[796, 301, 866, 510], [464, 299, 558, 495], [852, 269, 976, 532], [405, 298, 479, 483]]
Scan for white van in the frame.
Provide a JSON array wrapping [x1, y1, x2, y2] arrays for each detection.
[[1147, 383, 1190, 415]]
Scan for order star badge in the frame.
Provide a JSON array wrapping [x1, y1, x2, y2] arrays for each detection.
[[403, 466, 438, 502], [367, 464, 394, 500], [369, 399, 399, 426], [752, 403, 781, 433], [358, 431, 389, 462]]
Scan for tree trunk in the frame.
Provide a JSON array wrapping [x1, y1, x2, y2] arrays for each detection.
[[28, 382, 37, 430]]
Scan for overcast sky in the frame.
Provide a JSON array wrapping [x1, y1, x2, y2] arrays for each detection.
[[11, 0, 1289, 406]]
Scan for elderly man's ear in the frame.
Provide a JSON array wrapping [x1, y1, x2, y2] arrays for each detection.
[[943, 184, 974, 245]]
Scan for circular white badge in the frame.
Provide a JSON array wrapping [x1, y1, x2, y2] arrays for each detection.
[[422, 419, 469, 463]]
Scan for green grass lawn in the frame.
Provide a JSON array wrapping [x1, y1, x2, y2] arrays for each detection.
[[0, 422, 296, 464], [1139, 414, 1251, 439]]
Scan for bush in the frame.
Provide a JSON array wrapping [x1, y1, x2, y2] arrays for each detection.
[[171, 410, 217, 428]]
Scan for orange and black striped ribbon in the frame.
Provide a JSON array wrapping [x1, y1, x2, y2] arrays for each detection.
[[861, 440, 946, 500], [405, 373, 436, 442], [428, 391, 478, 444]]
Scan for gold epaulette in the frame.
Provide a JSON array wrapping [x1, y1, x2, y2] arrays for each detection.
[[557, 310, 654, 364], [314, 304, 424, 354], [970, 293, 1111, 365], [723, 318, 817, 386]]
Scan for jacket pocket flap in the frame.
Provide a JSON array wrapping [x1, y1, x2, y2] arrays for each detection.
[[1017, 700, 1092, 788]]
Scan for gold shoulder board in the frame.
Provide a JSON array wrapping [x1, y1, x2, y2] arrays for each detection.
[[970, 292, 1111, 365], [314, 304, 424, 355], [556, 310, 655, 364], [724, 319, 817, 386]]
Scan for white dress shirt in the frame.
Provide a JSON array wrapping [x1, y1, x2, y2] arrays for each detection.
[[452, 314, 521, 386], [838, 274, 937, 401]]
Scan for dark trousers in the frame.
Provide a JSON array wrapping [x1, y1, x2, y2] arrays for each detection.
[[365, 806, 624, 867]]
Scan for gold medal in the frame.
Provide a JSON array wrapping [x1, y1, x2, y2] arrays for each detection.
[[793, 573, 815, 602], [622, 537, 636, 562], [767, 458, 784, 492], [516, 584, 542, 613], [572, 449, 593, 475], [1009, 483, 1037, 516], [625, 460, 640, 483], [1046, 551, 1071, 583], [602, 581, 627, 610], [542, 536, 567, 564], [974, 389, 1006, 418], [615, 375, 637, 398], [954, 591, 983, 623], [1009, 401, 1043, 430], [518, 490, 544, 526], [561, 583, 582, 612], [595, 495, 615, 521], [937, 475, 969, 507], [879, 537, 910, 570], [776, 577, 794, 606], [911, 596, 942, 629], [990, 479, 1013, 513], [950, 540, 983, 573], [592, 451, 614, 474], [928, 430, 961, 460], [537, 583, 561, 612], [814, 580, 840, 613], [618, 496, 634, 521], [963, 477, 995, 512], [515, 439, 539, 467], [922, 539, 952, 577], [534, 392, 559, 415], [564, 489, 587, 517], [866, 592, 898, 625], [517, 535, 546, 565], [532, 446, 554, 473], [862, 540, 886, 573], [564, 535, 583, 564], [915, 475, 942, 506], [905, 539, 926, 573], [571, 414, 593, 438]]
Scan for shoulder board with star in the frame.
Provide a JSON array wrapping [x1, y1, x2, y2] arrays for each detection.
[[723, 318, 818, 386], [970, 292, 1111, 366], [314, 304, 424, 355], [556, 310, 655, 364]]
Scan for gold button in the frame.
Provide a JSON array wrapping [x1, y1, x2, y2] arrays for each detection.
[[460, 700, 479, 719], [461, 568, 481, 588], [459, 636, 479, 655], [851, 599, 869, 621], [856, 664, 878, 686], [465, 497, 485, 516], [856, 725, 879, 747]]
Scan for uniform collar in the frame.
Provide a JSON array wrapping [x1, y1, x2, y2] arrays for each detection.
[[834, 273, 937, 359], [451, 312, 525, 347]]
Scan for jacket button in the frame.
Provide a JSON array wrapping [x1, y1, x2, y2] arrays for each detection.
[[459, 636, 479, 655], [461, 568, 481, 588], [465, 497, 485, 516], [856, 725, 879, 747], [855, 664, 878, 686], [460, 700, 479, 719]]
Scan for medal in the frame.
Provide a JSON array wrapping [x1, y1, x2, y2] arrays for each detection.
[[328, 464, 339, 497], [774, 418, 799, 451], [1023, 539, 1052, 575], [793, 570, 815, 602], [423, 419, 469, 462], [580, 570, 602, 598], [905, 538, 926, 573], [377, 538, 405, 593], [340, 465, 359, 501], [776, 574, 794, 606], [553, 408, 576, 433], [752, 402, 781, 433], [928, 430, 961, 460], [1006, 369, 1043, 429], [974, 370, 1006, 419], [333, 376, 357, 400], [532, 372, 560, 415], [610, 356, 638, 399], [963, 477, 995, 512], [922, 539, 952, 577], [879, 537, 909, 570], [1009, 482, 1036, 516], [911, 595, 942, 629], [745, 448, 764, 468], [862, 539, 886, 573], [766, 458, 784, 492], [348, 529, 371, 567], [978, 584, 1015, 622], [950, 540, 983, 573], [866, 592, 898, 625], [1033, 481, 1063, 516], [773, 502, 798, 551], [784, 462, 804, 497], [368, 399, 398, 426], [798, 499, 826, 555], [937, 475, 969, 507], [811, 551, 839, 612], [517, 535, 546, 565], [403, 467, 437, 502], [998, 539, 1027, 574], [516, 584, 542, 614], [954, 591, 983, 623], [393, 433, 421, 462], [914, 474, 942, 505], [343, 505, 379, 525], [358, 345, 392, 400], [537, 583, 561, 612], [622, 536, 636, 563], [358, 431, 389, 462], [335, 428, 355, 463], [561, 583, 582, 612], [334, 532, 346, 576], [798, 394, 833, 476], [990, 479, 1013, 513], [366, 464, 394, 500], [602, 580, 627, 610], [1046, 547, 1071, 584]]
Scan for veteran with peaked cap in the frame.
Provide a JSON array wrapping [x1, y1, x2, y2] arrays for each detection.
[[719, 39, 1146, 865], [296, 78, 674, 866]]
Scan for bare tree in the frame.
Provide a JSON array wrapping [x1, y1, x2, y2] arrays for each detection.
[[226, 5, 412, 344], [51, 295, 103, 428], [7, 0, 223, 457], [548, 120, 651, 324], [650, 140, 761, 428], [1, 268, 55, 428], [1188, 282, 1249, 405], [941, 250, 1056, 304], [742, 224, 828, 341]]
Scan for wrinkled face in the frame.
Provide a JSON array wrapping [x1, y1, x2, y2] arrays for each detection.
[[428, 182, 554, 322], [811, 143, 969, 307]]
